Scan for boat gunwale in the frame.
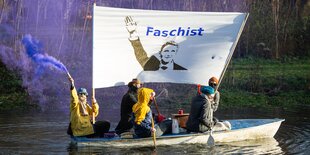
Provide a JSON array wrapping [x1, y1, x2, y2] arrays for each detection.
[[71, 118, 285, 143]]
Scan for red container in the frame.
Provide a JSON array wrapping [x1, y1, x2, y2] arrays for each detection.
[[178, 109, 184, 115]]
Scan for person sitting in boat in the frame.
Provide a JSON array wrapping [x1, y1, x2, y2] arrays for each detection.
[[132, 87, 165, 138], [208, 77, 220, 112], [67, 75, 110, 137], [186, 86, 216, 133], [207, 77, 232, 131], [115, 78, 142, 135]]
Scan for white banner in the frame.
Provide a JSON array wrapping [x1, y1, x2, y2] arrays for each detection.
[[93, 5, 247, 88]]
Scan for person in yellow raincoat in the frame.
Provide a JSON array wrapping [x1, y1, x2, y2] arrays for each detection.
[[67, 75, 110, 137], [132, 87, 162, 138]]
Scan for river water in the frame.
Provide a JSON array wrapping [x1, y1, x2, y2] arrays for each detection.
[[0, 105, 309, 155]]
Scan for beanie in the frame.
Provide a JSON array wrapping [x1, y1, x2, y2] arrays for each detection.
[[209, 77, 219, 84], [200, 86, 215, 95]]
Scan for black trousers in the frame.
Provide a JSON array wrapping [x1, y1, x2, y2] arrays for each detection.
[[93, 120, 110, 137], [67, 120, 110, 138]]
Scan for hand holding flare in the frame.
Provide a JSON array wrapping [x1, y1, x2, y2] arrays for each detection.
[[67, 72, 74, 86]]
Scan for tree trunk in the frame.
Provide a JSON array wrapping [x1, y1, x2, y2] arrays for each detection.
[[272, 0, 280, 59]]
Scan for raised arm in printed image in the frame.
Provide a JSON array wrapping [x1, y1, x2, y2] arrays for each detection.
[[125, 16, 187, 71]]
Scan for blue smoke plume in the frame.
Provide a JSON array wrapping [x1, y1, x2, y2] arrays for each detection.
[[21, 34, 68, 73]]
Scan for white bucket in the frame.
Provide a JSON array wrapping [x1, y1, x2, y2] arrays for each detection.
[[172, 119, 179, 134]]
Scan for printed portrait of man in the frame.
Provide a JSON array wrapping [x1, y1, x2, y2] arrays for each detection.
[[125, 16, 187, 71]]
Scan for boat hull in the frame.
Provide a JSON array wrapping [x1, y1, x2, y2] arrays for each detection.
[[71, 119, 284, 147]]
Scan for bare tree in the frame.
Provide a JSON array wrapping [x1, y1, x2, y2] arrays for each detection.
[[272, 0, 280, 59]]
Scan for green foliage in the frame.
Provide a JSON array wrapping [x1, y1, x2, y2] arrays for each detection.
[[0, 62, 38, 111], [220, 89, 270, 108], [237, 0, 310, 59], [220, 57, 310, 109], [144, 57, 310, 110]]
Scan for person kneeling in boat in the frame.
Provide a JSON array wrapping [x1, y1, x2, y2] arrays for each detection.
[[132, 88, 165, 138], [67, 75, 110, 137], [115, 78, 142, 135], [186, 86, 216, 133]]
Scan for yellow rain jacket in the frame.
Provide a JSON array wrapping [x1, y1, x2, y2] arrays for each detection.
[[132, 88, 154, 125], [70, 87, 99, 136]]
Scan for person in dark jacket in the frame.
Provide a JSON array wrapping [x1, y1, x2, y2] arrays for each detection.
[[186, 86, 215, 133], [115, 79, 142, 135]]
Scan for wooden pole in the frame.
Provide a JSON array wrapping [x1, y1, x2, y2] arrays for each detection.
[[218, 13, 249, 88], [153, 98, 161, 116], [92, 88, 96, 124], [151, 117, 157, 149]]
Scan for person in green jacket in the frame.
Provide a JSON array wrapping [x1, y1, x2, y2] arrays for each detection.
[[67, 75, 110, 137]]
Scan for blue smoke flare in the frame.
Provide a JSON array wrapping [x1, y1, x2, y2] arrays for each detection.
[[21, 34, 68, 73]]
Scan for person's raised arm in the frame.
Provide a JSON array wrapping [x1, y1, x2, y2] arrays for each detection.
[[125, 16, 150, 68], [67, 74, 78, 109], [68, 74, 74, 90], [125, 16, 138, 40], [91, 93, 99, 117]]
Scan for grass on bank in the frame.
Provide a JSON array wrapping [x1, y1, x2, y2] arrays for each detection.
[[0, 57, 309, 111], [220, 57, 310, 108]]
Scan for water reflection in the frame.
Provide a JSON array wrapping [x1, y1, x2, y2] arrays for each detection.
[[276, 117, 310, 154], [66, 138, 283, 155], [218, 138, 283, 154], [0, 114, 70, 154]]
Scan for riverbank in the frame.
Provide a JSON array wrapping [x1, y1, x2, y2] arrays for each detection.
[[0, 58, 309, 111], [0, 63, 38, 111], [221, 57, 310, 108]]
